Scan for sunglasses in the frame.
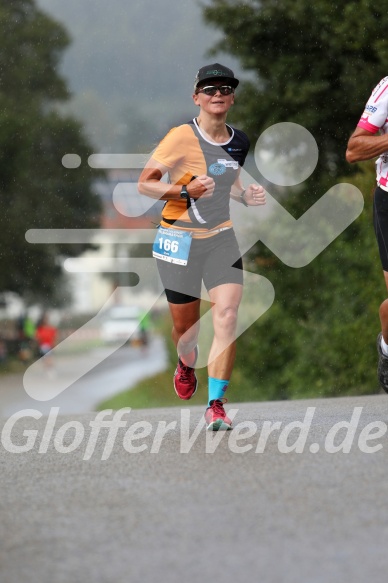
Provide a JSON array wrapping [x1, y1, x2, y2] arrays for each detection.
[[196, 85, 234, 96]]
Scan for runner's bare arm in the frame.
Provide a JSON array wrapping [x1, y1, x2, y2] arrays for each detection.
[[138, 157, 214, 200], [346, 127, 388, 163]]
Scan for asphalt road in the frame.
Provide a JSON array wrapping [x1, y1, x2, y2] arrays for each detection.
[[1, 393, 388, 583]]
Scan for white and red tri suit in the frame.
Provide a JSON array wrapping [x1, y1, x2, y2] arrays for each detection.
[[357, 76, 388, 190]]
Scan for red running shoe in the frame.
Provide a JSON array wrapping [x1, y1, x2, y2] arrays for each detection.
[[173, 347, 198, 400], [204, 399, 233, 431]]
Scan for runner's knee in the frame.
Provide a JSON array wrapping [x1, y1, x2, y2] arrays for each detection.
[[213, 305, 239, 333], [379, 299, 388, 322]]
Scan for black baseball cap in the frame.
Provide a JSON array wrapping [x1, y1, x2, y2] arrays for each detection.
[[194, 63, 239, 90]]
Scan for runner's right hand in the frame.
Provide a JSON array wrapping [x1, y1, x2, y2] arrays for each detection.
[[187, 175, 215, 199]]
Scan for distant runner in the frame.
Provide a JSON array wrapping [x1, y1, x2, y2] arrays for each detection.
[[35, 314, 57, 375]]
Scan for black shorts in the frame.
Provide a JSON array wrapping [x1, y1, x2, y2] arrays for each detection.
[[156, 228, 243, 304], [373, 186, 388, 271]]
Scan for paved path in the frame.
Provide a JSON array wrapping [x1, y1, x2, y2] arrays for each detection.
[[0, 336, 167, 416], [1, 394, 388, 582]]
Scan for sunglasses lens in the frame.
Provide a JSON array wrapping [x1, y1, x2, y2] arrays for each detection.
[[203, 87, 217, 95], [200, 86, 233, 96]]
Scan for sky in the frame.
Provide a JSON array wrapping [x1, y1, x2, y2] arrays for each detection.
[[35, 0, 249, 152]]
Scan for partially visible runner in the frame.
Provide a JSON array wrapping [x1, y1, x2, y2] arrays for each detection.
[[346, 76, 388, 393], [138, 63, 266, 430]]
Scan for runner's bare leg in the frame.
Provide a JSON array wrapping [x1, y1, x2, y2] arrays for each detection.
[[207, 283, 243, 380], [168, 299, 201, 367]]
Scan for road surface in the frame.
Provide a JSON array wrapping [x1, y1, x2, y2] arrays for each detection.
[[1, 394, 388, 582]]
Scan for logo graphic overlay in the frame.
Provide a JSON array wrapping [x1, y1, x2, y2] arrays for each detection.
[[24, 123, 363, 399]]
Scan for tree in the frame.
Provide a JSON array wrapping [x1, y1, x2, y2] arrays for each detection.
[[234, 163, 383, 401], [202, 0, 388, 398], [203, 0, 388, 183], [0, 0, 101, 303]]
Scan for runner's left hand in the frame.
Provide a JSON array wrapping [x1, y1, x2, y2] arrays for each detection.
[[244, 184, 266, 206]]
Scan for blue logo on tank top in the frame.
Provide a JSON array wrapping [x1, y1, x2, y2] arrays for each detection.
[[209, 162, 226, 176]]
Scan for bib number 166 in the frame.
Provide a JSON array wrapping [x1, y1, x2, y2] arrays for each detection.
[[152, 226, 192, 265], [158, 237, 179, 253]]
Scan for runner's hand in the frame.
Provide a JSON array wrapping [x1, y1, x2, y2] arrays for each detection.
[[187, 175, 215, 199], [243, 184, 266, 206]]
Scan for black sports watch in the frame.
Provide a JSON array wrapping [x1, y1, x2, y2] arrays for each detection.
[[180, 185, 189, 199], [240, 189, 248, 207]]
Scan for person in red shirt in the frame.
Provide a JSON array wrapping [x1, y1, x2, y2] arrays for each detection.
[[35, 314, 57, 373]]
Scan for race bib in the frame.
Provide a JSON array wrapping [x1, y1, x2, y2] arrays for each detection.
[[152, 227, 192, 265]]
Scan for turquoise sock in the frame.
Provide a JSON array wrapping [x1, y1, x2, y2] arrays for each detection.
[[208, 377, 229, 406]]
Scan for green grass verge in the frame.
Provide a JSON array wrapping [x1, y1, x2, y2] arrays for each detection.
[[97, 363, 264, 410], [0, 357, 30, 375], [98, 367, 207, 410]]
